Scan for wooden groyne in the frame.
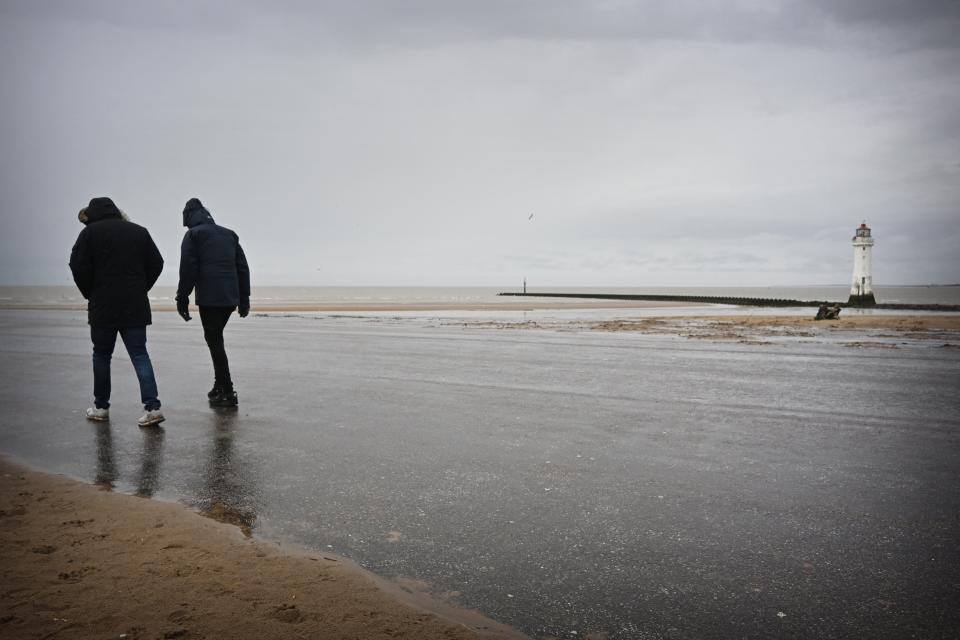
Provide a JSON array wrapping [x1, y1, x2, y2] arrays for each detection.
[[497, 292, 960, 312]]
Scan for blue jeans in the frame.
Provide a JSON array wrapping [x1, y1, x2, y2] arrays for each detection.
[[91, 325, 161, 411]]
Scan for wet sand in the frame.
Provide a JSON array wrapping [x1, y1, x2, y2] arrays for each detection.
[[449, 313, 960, 339], [0, 458, 524, 640], [585, 314, 960, 338], [2, 309, 959, 638]]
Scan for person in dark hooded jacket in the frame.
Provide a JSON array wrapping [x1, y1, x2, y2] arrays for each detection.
[[69, 197, 166, 427], [175, 198, 250, 407]]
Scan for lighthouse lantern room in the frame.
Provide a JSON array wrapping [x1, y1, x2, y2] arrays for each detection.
[[848, 222, 876, 305]]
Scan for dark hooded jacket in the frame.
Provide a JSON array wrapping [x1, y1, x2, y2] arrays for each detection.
[[175, 198, 250, 308], [69, 197, 164, 327]]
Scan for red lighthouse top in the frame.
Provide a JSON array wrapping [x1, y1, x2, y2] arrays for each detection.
[[854, 222, 872, 239]]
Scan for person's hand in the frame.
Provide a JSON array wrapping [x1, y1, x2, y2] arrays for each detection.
[[177, 299, 192, 322], [238, 304, 249, 318]]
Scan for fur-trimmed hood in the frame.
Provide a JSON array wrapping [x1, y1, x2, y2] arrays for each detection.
[[78, 197, 124, 225]]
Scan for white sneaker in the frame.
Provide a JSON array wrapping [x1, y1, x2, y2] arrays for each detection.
[[86, 407, 109, 421], [137, 409, 165, 427]]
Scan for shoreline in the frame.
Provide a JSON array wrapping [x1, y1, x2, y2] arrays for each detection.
[[2, 302, 959, 315], [0, 457, 525, 640], [0, 300, 699, 312], [2, 306, 958, 339], [3, 305, 959, 333]]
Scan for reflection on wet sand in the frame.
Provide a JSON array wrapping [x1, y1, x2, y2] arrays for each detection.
[[93, 423, 116, 490], [197, 408, 259, 537], [135, 427, 165, 498], [91, 423, 165, 497]]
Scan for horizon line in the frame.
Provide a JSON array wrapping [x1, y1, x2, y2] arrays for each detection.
[[2, 283, 959, 289]]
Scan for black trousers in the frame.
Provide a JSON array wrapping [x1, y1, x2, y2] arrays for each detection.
[[199, 306, 235, 390]]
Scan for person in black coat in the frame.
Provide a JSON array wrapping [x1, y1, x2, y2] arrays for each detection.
[[69, 197, 166, 427], [175, 198, 250, 407]]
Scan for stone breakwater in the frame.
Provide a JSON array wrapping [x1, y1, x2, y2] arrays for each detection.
[[497, 292, 960, 311]]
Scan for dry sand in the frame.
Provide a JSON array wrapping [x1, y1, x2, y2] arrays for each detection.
[[587, 314, 960, 336], [0, 458, 524, 640], [662, 315, 960, 331]]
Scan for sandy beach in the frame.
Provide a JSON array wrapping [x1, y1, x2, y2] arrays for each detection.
[[0, 458, 524, 640], [583, 314, 960, 337], [644, 314, 960, 331], [5, 0, 960, 632]]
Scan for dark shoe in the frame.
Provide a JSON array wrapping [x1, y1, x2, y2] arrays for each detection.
[[209, 389, 238, 407], [207, 385, 221, 399]]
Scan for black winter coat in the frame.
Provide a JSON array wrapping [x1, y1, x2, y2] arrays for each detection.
[[69, 200, 164, 327], [175, 199, 250, 308]]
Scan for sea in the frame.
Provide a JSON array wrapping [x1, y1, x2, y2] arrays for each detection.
[[1, 284, 958, 308]]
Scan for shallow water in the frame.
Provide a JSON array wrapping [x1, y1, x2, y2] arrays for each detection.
[[1, 310, 958, 639]]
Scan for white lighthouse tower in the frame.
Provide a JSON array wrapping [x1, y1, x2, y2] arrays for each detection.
[[848, 222, 876, 305]]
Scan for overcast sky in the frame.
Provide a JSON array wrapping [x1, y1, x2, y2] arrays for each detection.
[[1, 0, 958, 287]]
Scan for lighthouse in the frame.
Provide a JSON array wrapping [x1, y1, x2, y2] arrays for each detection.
[[848, 222, 876, 305]]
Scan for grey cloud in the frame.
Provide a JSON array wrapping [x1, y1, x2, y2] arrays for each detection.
[[263, 0, 960, 52], [809, 0, 960, 28], [802, 0, 960, 51], [0, 0, 246, 33], [6, 0, 958, 51]]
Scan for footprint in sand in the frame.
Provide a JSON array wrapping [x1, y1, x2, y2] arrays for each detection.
[[167, 609, 192, 623], [57, 566, 97, 583], [30, 545, 57, 554], [60, 518, 95, 527], [269, 604, 303, 623]]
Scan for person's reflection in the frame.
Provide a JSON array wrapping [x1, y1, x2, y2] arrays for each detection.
[[91, 423, 165, 497], [199, 408, 258, 536], [135, 426, 165, 498], [93, 423, 116, 490]]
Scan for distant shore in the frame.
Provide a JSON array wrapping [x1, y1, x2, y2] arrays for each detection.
[[5, 300, 960, 322], [3, 285, 959, 312], [0, 300, 699, 312]]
